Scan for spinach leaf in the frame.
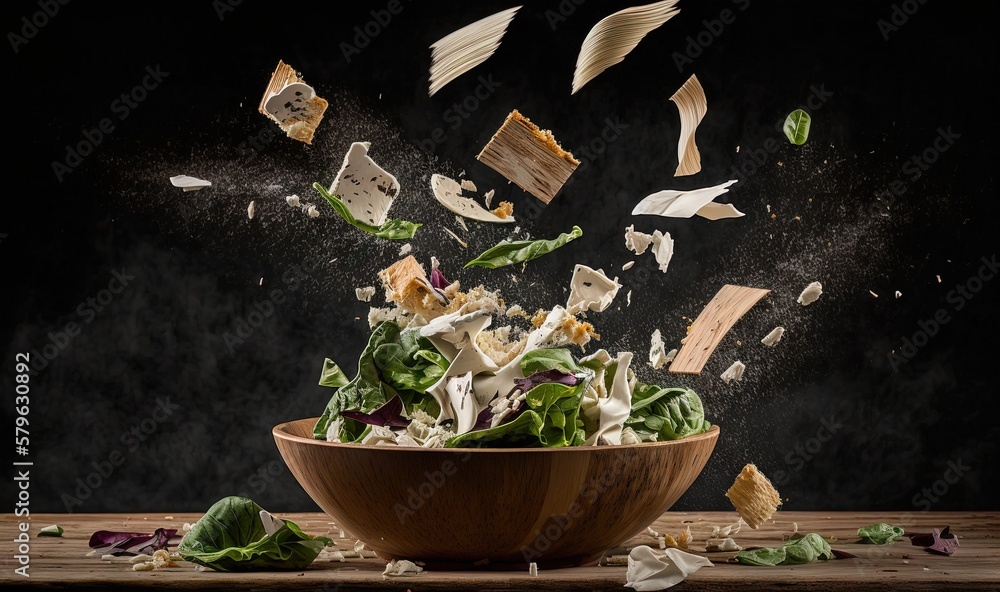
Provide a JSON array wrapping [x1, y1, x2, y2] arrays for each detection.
[[735, 533, 832, 566], [465, 225, 583, 269], [783, 109, 811, 145], [177, 496, 331, 571], [313, 182, 421, 240], [373, 328, 449, 395], [520, 348, 582, 376], [626, 383, 710, 441], [858, 523, 905, 545]]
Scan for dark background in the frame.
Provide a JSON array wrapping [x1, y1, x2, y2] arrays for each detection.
[[2, 0, 997, 514]]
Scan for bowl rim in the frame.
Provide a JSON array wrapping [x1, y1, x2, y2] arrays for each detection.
[[273, 417, 719, 452]]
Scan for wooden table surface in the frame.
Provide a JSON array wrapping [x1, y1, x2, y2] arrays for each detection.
[[2, 511, 997, 591]]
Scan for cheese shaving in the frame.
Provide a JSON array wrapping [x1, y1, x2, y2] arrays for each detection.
[[797, 281, 823, 305], [572, 1, 681, 94], [632, 180, 742, 219], [720, 360, 745, 384], [760, 326, 784, 347], [429, 6, 521, 96], [670, 74, 707, 176]]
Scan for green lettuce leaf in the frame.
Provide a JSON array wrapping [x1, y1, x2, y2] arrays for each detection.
[[626, 383, 710, 441], [520, 348, 583, 375], [783, 109, 811, 145], [313, 323, 448, 441], [317, 359, 350, 388], [177, 497, 331, 572], [313, 182, 420, 240], [465, 226, 583, 269], [858, 523, 905, 545], [735, 533, 833, 566], [447, 376, 588, 448]]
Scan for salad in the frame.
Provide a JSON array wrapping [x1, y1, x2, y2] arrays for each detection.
[[313, 256, 710, 448]]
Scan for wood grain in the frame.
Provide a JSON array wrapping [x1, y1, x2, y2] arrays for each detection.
[[476, 110, 579, 204], [272, 418, 719, 568], [669, 284, 771, 375], [3, 511, 997, 591]]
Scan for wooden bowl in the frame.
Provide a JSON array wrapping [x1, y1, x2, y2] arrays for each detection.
[[273, 418, 719, 569]]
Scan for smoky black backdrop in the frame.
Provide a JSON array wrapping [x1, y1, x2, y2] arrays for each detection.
[[2, 0, 997, 515]]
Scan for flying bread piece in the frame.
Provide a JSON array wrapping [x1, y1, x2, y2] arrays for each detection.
[[431, 174, 514, 223], [378, 256, 448, 321], [476, 110, 580, 204], [258, 60, 328, 144], [725, 464, 782, 529], [669, 284, 770, 375]]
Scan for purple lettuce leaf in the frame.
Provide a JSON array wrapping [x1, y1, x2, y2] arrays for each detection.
[[89, 528, 178, 556], [341, 395, 410, 428], [473, 406, 495, 431], [908, 527, 958, 556], [430, 267, 450, 290], [512, 369, 579, 395]]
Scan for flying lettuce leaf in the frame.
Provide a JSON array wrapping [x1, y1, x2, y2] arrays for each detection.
[[177, 496, 331, 572], [735, 533, 833, 566], [626, 383, 710, 441], [520, 348, 583, 376], [313, 182, 420, 240], [318, 358, 350, 388], [857, 522, 905, 545], [465, 226, 583, 269], [783, 109, 811, 145]]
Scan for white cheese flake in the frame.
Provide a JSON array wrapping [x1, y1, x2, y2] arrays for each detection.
[[632, 179, 742, 220], [484, 189, 495, 208], [285, 194, 301, 207], [622, 260, 635, 271], [869, 290, 879, 298], [398, 243, 412, 256], [566, 264, 621, 314], [355, 286, 376, 302], [443, 227, 468, 247], [650, 230, 674, 273], [382, 559, 423, 577], [431, 174, 514, 224], [306, 205, 320, 218], [169, 175, 212, 191], [760, 326, 785, 347], [625, 545, 713, 591], [528, 562, 538, 576], [649, 329, 667, 369], [797, 281, 823, 306], [460, 179, 478, 192], [720, 360, 745, 384], [330, 142, 400, 227], [625, 224, 655, 255], [895, 290, 902, 298], [247, 200, 256, 220]]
